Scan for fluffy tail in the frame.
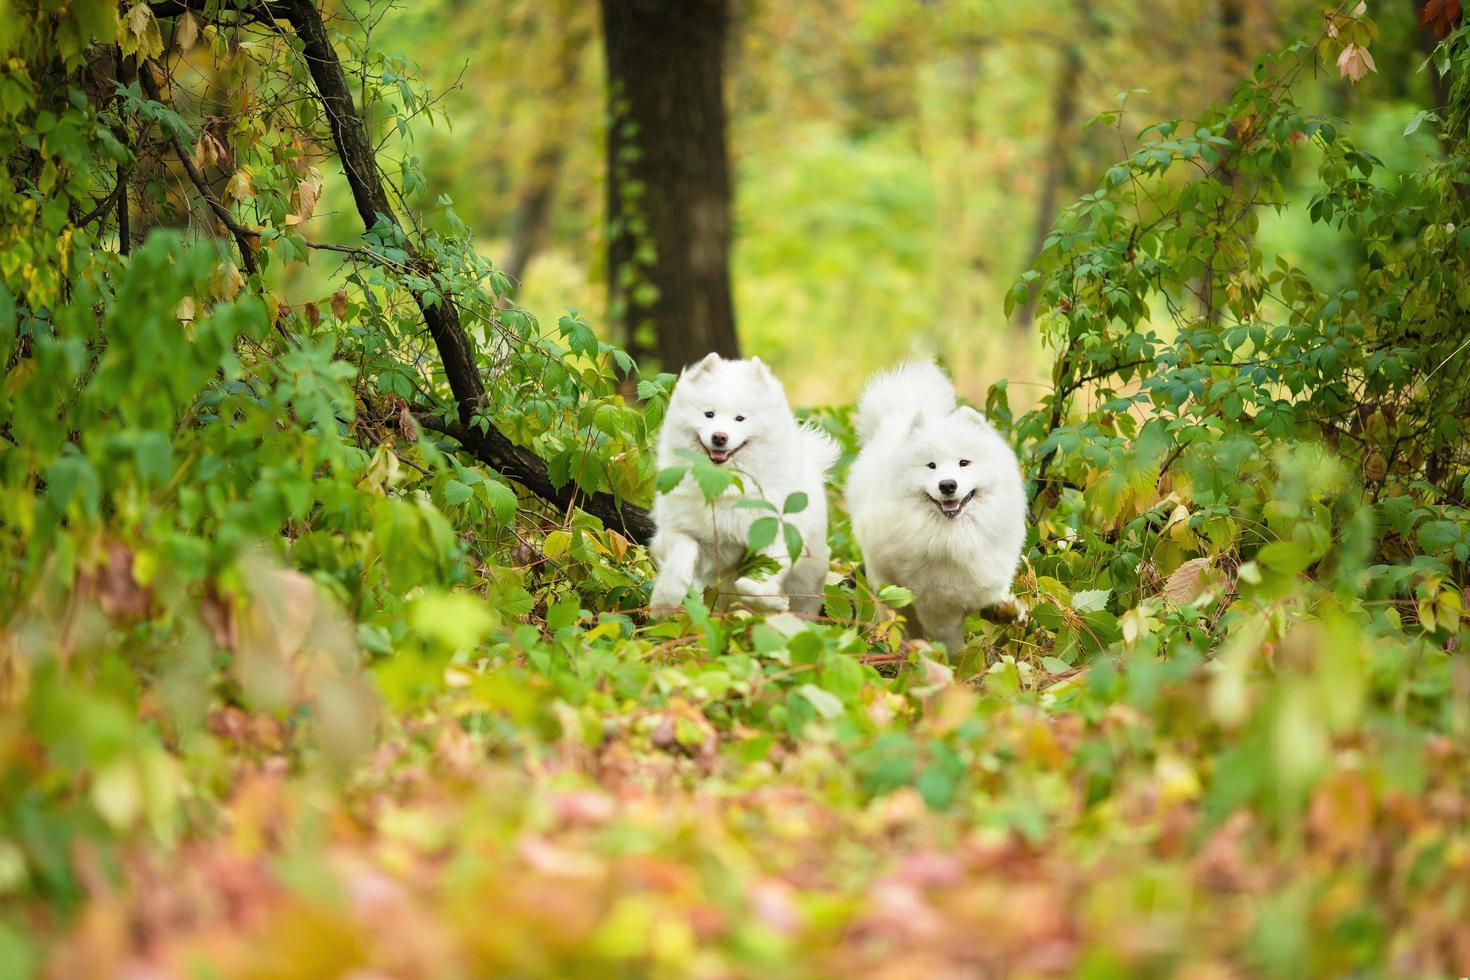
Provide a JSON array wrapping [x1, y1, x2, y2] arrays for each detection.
[[854, 360, 955, 443], [798, 422, 842, 475]]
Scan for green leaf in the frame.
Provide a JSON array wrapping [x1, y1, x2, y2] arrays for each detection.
[[747, 517, 779, 553], [547, 598, 581, 632], [782, 491, 809, 514], [783, 521, 804, 561], [46, 454, 100, 521], [818, 651, 866, 702], [558, 314, 599, 358], [823, 585, 855, 621], [442, 479, 473, 506], [1071, 589, 1111, 613], [794, 683, 845, 720], [483, 480, 518, 525], [692, 458, 735, 501], [877, 584, 914, 608], [655, 466, 688, 493], [410, 591, 496, 650], [133, 431, 173, 487], [1257, 540, 1311, 576], [917, 742, 963, 811], [1403, 108, 1438, 137]]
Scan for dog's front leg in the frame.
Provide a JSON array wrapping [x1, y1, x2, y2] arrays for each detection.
[[916, 604, 966, 654], [649, 533, 702, 614]]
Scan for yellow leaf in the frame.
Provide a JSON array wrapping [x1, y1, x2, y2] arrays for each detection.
[[127, 3, 151, 38], [177, 11, 199, 50], [1417, 597, 1437, 633], [126, 3, 164, 59], [211, 262, 245, 300], [1436, 587, 1462, 633], [1155, 753, 1201, 803], [92, 760, 142, 830], [357, 444, 403, 494], [225, 169, 254, 202], [543, 530, 571, 558]]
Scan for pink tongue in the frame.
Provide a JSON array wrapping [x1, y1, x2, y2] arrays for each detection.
[[942, 499, 961, 513]]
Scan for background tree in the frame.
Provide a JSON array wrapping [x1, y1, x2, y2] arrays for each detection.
[[600, 0, 739, 370]]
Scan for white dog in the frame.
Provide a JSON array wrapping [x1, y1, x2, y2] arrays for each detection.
[[649, 353, 839, 615], [845, 360, 1027, 651]]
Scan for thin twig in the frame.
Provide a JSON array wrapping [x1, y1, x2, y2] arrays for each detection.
[[138, 62, 259, 276]]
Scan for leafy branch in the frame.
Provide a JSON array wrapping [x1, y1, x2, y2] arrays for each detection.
[[147, 0, 656, 542]]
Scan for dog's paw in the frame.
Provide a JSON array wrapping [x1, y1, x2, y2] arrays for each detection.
[[648, 582, 690, 615], [731, 577, 790, 612], [981, 596, 1028, 625]]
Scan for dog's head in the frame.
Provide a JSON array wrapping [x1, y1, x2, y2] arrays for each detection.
[[666, 353, 792, 465], [897, 407, 1009, 520]]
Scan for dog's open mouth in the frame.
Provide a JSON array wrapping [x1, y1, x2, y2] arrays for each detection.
[[931, 489, 976, 519], [704, 442, 746, 465]]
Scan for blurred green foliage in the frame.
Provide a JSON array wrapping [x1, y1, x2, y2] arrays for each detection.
[[358, 0, 1448, 405], [1, 1, 1469, 978]]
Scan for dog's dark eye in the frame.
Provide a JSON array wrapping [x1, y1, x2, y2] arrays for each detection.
[[926, 462, 936, 470], [959, 459, 971, 467], [704, 411, 715, 419], [734, 415, 745, 422]]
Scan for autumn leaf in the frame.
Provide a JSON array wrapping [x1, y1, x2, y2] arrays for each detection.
[[286, 173, 323, 226], [225, 169, 254, 201], [122, 2, 164, 60], [1336, 43, 1376, 83], [1163, 556, 1214, 604], [177, 11, 200, 51], [1419, 0, 1462, 38], [191, 132, 225, 171]]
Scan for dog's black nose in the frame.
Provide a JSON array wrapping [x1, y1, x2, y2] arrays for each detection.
[[938, 479, 957, 496], [711, 432, 728, 447]]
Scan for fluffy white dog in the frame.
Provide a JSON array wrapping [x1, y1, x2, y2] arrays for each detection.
[[649, 353, 839, 615], [845, 360, 1027, 651]]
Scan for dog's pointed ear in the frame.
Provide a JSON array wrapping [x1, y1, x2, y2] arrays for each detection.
[[907, 411, 926, 434], [956, 405, 993, 431], [749, 355, 779, 388], [683, 352, 722, 378]]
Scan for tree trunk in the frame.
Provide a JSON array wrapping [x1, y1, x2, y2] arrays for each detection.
[[600, 0, 739, 372]]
